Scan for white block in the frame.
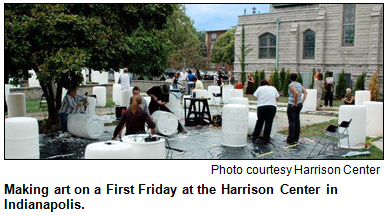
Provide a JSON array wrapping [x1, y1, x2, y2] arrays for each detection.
[[222, 85, 235, 103], [208, 85, 221, 105], [363, 101, 383, 136], [355, 90, 371, 105], [7, 93, 26, 117], [338, 105, 366, 149], [99, 71, 109, 85], [121, 89, 132, 107], [221, 104, 248, 147], [93, 86, 106, 107], [28, 70, 40, 87], [113, 84, 122, 105], [302, 89, 317, 112]]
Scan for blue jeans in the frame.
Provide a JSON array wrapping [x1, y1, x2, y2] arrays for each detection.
[[187, 83, 195, 95], [59, 113, 69, 133], [286, 103, 303, 143]]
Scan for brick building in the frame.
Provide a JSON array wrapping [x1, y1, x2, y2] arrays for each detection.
[[205, 29, 233, 71], [234, 4, 383, 93]]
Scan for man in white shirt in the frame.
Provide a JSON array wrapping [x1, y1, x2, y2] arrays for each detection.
[[179, 68, 188, 94], [120, 68, 131, 90], [252, 79, 280, 144]]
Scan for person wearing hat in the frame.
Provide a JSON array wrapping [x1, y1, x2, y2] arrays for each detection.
[[147, 84, 186, 133]]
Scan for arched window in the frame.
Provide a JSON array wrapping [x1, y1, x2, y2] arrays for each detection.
[[259, 33, 276, 59], [303, 29, 315, 59]]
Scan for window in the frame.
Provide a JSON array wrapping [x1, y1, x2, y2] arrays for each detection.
[[259, 33, 276, 59], [343, 4, 356, 46], [211, 34, 217, 44], [303, 29, 315, 59]]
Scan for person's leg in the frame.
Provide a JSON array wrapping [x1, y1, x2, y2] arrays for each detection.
[[329, 92, 333, 107], [252, 107, 265, 140], [263, 106, 276, 143], [286, 104, 296, 143], [324, 92, 329, 106], [317, 92, 321, 109], [59, 113, 68, 133], [294, 103, 303, 142]]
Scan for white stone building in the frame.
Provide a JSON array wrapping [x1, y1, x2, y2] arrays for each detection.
[[234, 4, 383, 92]]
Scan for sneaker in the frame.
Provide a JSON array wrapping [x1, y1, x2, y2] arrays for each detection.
[[59, 132, 70, 138]]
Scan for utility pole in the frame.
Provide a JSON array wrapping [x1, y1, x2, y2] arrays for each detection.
[[276, 18, 280, 71]]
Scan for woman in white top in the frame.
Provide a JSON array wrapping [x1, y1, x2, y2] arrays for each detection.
[[313, 73, 324, 110], [252, 79, 280, 144]]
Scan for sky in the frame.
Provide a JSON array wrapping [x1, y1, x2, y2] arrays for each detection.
[[185, 4, 270, 31]]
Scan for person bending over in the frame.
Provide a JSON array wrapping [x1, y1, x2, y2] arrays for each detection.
[[147, 84, 186, 133], [112, 96, 156, 139]]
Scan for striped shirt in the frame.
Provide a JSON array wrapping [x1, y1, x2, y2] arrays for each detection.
[[288, 82, 303, 104], [59, 94, 87, 114]]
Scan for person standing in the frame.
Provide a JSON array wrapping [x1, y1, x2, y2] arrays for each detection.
[[193, 77, 204, 90], [314, 69, 321, 80], [179, 68, 188, 94], [172, 72, 180, 90], [286, 73, 308, 144], [215, 69, 224, 97], [147, 84, 186, 133], [252, 80, 279, 144], [246, 73, 255, 95], [130, 86, 149, 114], [120, 68, 131, 90], [58, 88, 88, 137], [187, 70, 196, 95], [324, 72, 335, 107], [314, 73, 325, 110], [228, 71, 235, 85], [112, 96, 156, 139]]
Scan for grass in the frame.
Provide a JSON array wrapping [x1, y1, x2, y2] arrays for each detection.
[[278, 119, 383, 159], [246, 95, 343, 107], [5, 97, 116, 115]]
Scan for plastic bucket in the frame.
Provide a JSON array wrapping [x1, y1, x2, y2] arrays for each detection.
[[151, 111, 178, 136], [85, 141, 132, 159], [122, 134, 166, 159], [93, 86, 106, 107], [7, 93, 26, 117], [221, 104, 248, 147], [166, 93, 181, 118], [228, 97, 249, 107], [68, 114, 104, 139]]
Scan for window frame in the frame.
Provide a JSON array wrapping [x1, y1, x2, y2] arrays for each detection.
[[303, 29, 316, 59], [342, 4, 356, 47], [258, 33, 276, 59]]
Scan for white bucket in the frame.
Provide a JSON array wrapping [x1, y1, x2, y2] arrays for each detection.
[[85, 97, 96, 116], [248, 112, 277, 136], [121, 89, 132, 107], [91, 70, 100, 83], [229, 89, 244, 98], [301, 89, 317, 112], [99, 71, 109, 85], [122, 134, 166, 159], [221, 104, 248, 147], [194, 89, 208, 111], [338, 105, 366, 149], [228, 97, 249, 107], [113, 84, 122, 105], [363, 101, 383, 137], [7, 93, 26, 117], [151, 111, 178, 136], [183, 95, 191, 109], [93, 86, 106, 107], [5, 117, 39, 159], [208, 85, 221, 105], [67, 114, 104, 139], [143, 97, 151, 107], [222, 85, 235, 103], [355, 90, 371, 105], [28, 70, 40, 87], [85, 141, 132, 159], [166, 93, 181, 118]]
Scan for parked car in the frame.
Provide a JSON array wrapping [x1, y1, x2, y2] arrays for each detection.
[[164, 69, 177, 78], [204, 71, 216, 80]]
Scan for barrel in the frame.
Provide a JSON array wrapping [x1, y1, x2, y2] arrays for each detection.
[[222, 85, 234, 103], [5, 117, 39, 159], [301, 89, 317, 112], [121, 89, 132, 107], [228, 97, 249, 107], [221, 104, 249, 147], [143, 97, 151, 107], [67, 114, 104, 139], [85, 97, 96, 116], [248, 112, 277, 136], [91, 70, 100, 83], [207, 86, 221, 105], [122, 134, 166, 159], [355, 90, 371, 105], [229, 89, 244, 98], [99, 71, 109, 85], [7, 93, 26, 117], [85, 141, 132, 159], [363, 101, 383, 137], [113, 84, 122, 105], [151, 111, 178, 136], [338, 105, 366, 149], [93, 86, 106, 107], [166, 93, 181, 118]]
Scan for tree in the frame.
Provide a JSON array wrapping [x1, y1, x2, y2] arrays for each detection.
[[283, 69, 291, 96], [279, 68, 286, 90], [272, 69, 280, 91], [354, 72, 367, 92], [212, 28, 236, 65], [268, 70, 274, 85], [237, 25, 252, 86], [253, 70, 260, 90], [5, 4, 175, 126], [297, 71, 304, 85], [368, 70, 380, 101], [335, 69, 346, 99], [259, 69, 266, 82], [309, 67, 316, 89]]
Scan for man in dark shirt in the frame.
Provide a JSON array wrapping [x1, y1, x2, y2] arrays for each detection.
[[147, 84, 186, 133]]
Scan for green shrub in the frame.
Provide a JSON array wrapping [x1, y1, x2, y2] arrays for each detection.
[[309, 67, 316, 89], [354, 72, 367, 92], [335, 69, 347, 99], [297, 71, 303, 85], [241, 71, 246, 86], [272, 68, 280, 91], [280, 68, 286, 90], [253, 70, 260, 90], [259, 69, 265, 81], [283, 69, 291, 97]]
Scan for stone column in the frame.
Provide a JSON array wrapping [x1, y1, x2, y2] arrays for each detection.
[[289, 23, 299, 72]]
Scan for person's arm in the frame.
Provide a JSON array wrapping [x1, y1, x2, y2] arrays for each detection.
[[147, 87, 158, 101], [275, 89, 280, 102], [290, 86, 299, 107], [302, 87, 308, 104], [112, 112, 127, 139], [349, 96, 355, 103]]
